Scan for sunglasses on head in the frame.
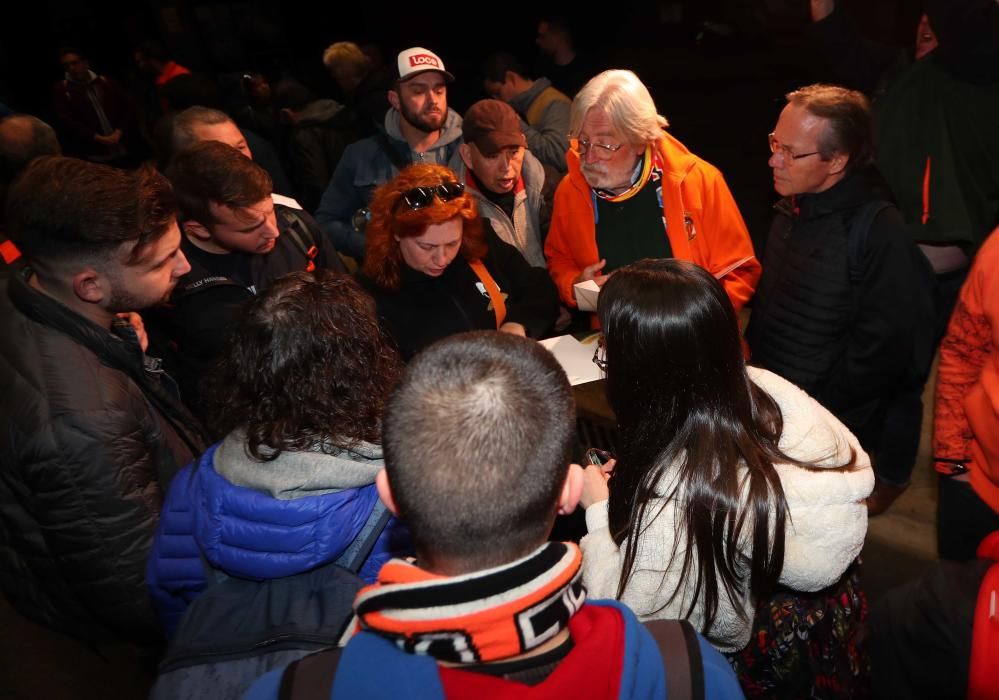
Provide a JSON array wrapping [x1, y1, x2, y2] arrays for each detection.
[[397, 182, 465, 211]]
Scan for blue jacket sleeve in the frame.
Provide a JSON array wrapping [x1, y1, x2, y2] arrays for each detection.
[[315, 146, 367, 260], [145, 464, 208, 638]]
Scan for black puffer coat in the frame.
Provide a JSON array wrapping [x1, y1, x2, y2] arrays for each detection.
[[745, 167, 935, 443], [0, 267, 208, 643]]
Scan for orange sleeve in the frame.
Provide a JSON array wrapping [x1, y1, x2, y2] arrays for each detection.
[[697, 168, 760, 314], [934, 252, 991, 466], [544, 180, 597, 307]]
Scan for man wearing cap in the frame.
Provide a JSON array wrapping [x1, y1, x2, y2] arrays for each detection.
[[458, 99, 556, 269], [316, 47, 464, 260]]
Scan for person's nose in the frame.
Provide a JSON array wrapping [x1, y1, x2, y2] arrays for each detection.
[[261, 217, 280, 240], [174, 250, 192, 278]]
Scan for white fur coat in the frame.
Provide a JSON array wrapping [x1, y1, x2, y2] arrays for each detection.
[[580, 366, 874, 652]]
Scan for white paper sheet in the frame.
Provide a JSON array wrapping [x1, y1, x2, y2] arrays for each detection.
[[539, 334, 604, 386]]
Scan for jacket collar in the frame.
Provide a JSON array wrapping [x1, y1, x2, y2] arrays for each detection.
[[8, 266, 144, 371], [783, 167, 895, 220]]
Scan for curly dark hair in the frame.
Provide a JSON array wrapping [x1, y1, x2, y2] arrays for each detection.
[[202, 270, 402, 460]]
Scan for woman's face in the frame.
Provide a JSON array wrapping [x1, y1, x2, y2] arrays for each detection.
[[396, 217, 463, 277]]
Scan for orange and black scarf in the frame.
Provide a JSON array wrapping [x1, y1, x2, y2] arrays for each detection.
[[353, 542, 585, 664]]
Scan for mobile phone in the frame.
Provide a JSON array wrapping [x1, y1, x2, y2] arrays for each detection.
[[586, 448, 613, 466]]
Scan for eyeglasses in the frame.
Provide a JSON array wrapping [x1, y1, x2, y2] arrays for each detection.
[[768, 133, 820, 161], [397, 182, 465, 211], [574, 137, 624, 159], [591, 335, 607, 372]]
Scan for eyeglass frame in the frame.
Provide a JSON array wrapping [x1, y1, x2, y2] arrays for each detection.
[[591, 335, 608, 372], [396, 182, 466, 212], [573, 136, 625, 159], [768, 132, 821, 162]]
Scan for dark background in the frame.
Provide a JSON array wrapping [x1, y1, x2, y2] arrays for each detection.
[[0, 0, 924, 245]]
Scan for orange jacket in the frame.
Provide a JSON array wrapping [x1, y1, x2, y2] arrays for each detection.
[[544, 132, 760, 312], [934, 226, 999, 514]]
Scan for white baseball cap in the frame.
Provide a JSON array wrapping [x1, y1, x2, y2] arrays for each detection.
[[396, 47, 455, 83]]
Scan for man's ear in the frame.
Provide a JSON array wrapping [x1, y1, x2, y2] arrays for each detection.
[[375, 468, 400, 516], [182, 219, 212, 242], [387, 88, 401, 112], [827, 152, 849, 177], [458, 143, 473, 171], [70, 266, 106, 305], [558, 463, 584, 516]]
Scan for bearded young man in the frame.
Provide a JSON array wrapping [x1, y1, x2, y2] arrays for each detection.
[[316, 47, 464, 260]]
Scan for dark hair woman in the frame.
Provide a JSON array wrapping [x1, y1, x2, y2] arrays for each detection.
[[578, 259, 873, 693], [358, 163, 559, 359], [147, 270, 410, 638]]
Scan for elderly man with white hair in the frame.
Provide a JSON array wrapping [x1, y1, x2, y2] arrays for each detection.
[[544, 69, 760, 315]]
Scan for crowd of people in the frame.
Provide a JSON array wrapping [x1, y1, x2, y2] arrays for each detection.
[[1, 3, 998, 698]]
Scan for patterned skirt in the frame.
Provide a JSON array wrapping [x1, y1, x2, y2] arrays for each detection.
[[725, 563, 870, 699]]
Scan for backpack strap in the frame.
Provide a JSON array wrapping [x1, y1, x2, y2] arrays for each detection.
[[468, 259, 507, 328], [334, 500, 392, 574], [643, 619, 704, 700], [847, 200, 894, 285], [277, 647, 343, 700], [277, 206, 320, 273]]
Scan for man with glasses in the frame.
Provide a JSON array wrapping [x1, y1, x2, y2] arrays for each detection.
[[316, 47, 464, 261], [745, 83, 936, 515], [544, 69, 760, 318]]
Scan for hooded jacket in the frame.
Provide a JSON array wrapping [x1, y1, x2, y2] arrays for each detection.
[[316, 108, 464, 259], [581, 367, 873, 652], [146, 433, 411, 637], [458, 149, 550, 268], [544, 132, 760, 313]]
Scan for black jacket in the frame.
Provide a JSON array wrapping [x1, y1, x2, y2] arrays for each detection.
[[358, 223, 559, 360], [0, 267, 208, 643], [745, 167, 935, 443], [168, 204, 345, 407]]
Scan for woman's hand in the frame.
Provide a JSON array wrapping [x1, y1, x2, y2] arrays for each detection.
[[580, 458, 615, 509]]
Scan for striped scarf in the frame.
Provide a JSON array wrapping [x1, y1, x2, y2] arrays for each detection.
[[353, 542, 585, 663]]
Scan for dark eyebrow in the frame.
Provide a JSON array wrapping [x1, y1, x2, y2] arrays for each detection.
[[148, 245, 180, 270]]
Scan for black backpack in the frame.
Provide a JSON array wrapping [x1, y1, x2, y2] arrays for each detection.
[[149, 502, 391, 700]]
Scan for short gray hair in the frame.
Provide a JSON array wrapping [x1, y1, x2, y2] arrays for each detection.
[[570, 70, 668, 147], [171, 105, 234, 153]]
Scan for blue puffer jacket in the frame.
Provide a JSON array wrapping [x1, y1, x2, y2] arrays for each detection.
[[146, 434, 410, 637]]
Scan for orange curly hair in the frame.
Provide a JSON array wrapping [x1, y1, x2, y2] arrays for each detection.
[[363, 163, 487, 291]]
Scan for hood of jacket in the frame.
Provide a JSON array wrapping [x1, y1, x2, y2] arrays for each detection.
[[384, 107, 463, 154], [191, 437, 385, 578]]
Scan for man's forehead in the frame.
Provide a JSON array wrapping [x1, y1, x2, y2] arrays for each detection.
[[210, 197, 273, 222], [580, 108, 621, 136], [191, 120, 242, 143], [123, 218, 180, 266], [401, 73, 447, 90]]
